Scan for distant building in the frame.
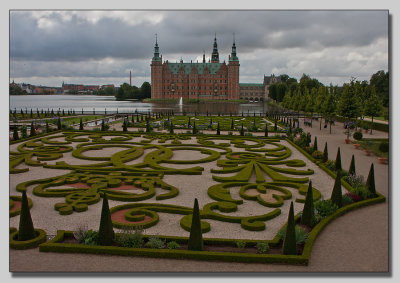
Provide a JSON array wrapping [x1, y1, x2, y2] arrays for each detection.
[[101, 84, 115, 89], [238, 74, 281, 102], [151, 34, 240, 100]]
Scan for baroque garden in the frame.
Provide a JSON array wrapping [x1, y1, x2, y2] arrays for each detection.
[[9, 112, 385, 266]]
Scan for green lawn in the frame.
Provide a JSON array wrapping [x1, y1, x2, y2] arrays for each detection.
[[357, 138, 389, 158]]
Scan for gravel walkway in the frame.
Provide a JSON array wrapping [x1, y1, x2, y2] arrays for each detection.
[[9, 118, 389, 273]]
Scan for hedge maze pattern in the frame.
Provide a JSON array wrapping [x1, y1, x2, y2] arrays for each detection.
[[10, 131, 321, 237]]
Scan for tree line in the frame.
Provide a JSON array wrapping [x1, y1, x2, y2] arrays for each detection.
[[268, 70, 389, 129], [114, 82, 151, 101]]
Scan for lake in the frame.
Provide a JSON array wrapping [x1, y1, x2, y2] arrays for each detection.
[[9, 95, 276, 115]]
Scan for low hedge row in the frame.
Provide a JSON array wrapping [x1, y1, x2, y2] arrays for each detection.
[[10, 228, 47, 250], [9, 129, 63, 145]]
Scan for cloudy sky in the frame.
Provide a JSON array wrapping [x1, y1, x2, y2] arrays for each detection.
[[9, 10, 388, 88]]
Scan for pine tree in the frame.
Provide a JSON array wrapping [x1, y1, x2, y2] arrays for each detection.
[[331, 171, 343, 208], [97, 193, 115, 246], [322, 142, 328, 163], [188, 117, 191, 128], [188, 198, 203, 251], [283, 202, 297, 255], [18, 191, 36, 241], [366, 163, 376, 197], [274, 119, 277, 131], [216, 122, 220, 135], [146, 120, 150, 133], [313, 136, 318, 151], [30, 122, 36, 137], [335, 147, 342, 171], [300, 181, 315, 227], [79, 118, 84, 130], [264, 124, 269, 137], [349, 154, 356, 176], [13, 126, 19, 141]]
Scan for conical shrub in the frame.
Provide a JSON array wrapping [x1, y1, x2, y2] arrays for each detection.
[[366, 163, 376, 197], [216, 122, 220, 135], [313, 136, 318, 151], [101, 119, 106, 131], [188, 198, 203, 251], [331, 171, 343, 208], [169, 121, 174, 134], [57, 117, 62, 130], [231, 118, 234, 130], [97, 193, 115, 246], [264, 125, 269, 137], [335, 147, 342, 171], [122, 119, 127, 132], [192, 121, 197, 134], [30, 122, 36, 137], [349, 154, 356, 176], [240, 123, 244, 136], [283, 202, 297, 255], [300, 181, 315, 227], [18, 191, 36, 241], [79, 118, 84, 130], [322, 142, 328, 163], [13, 126, 19, 141], [274, 120, 277, 131]]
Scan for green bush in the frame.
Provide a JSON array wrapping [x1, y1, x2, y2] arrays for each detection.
[[314, 199, 338, 219], [166, 241, 180, 249], [324, 160, 336, 172], [115, 227, 144, 248], [353, 185, 372, 200], [18, 191, 35, 241], [353, 131, 363, 140], [311, 150, 323, 160], [188, 198, 204, 251], [379, 142, 389, 153], [145, 237, 165, 249], [256, 242, 269, 254], [73, 228, 99, 246], [236, 240, 247, 249], [342, 194, 354, 206], [278, 225, 309, 245]]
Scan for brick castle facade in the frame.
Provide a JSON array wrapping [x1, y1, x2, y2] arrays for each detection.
[[150, 35, 280, 101]]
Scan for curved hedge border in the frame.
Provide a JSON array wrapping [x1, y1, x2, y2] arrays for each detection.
[[10, 195, 33, 218], [10, 228, 47, 249]]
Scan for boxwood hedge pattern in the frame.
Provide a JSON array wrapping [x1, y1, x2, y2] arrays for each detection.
[[9, 129, 385, 264]]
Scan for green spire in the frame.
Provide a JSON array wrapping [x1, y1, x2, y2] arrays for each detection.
[[152, 34, 161, 62], [230, 32, 239, 61], [211, 33, 219, 63]]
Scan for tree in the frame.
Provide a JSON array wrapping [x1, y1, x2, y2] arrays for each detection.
[[322, 142, 328, 163], [192, 121, 197, 134], [101, 119, 106, 131], [364, 86, 383, 134], [331, 171, 343, 208], [300, 182, 315, 227], [140, 82, 151, 99], [122, 118, 127, 132], [97, 193, 115, 246], [322, 93, 337, 134], [230, 118, 234, 130], [57, 117, 62, 130], [366, 163, 376, 197], [264, 124, 269, 137], [370, 70, 389, 107], [216, 121, 220, 135], [335, 147, 342, 171], [313, 136, 318, 151], [169, 121, 174, 134], [349, 154, 356, 176], [18, 191, 36, 241], [188, 198, 203, 251], [283, 202, 297, 255], [240, 123, 244, 136], [79, 118, 84, 130], [337, 84, 362, 124], [29, 122, 36, 137], [13, 126, 19, 141]]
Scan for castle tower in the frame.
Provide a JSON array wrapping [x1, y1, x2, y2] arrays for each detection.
[[228, 33, 240, 99], [211, 33, 220, 63], [151, 34, 163, 99]]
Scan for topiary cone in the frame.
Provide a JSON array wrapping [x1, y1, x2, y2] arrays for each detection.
[[331, 171, 343, 208], [97, 193, 115, 246], [18, 191, 36, 241], [188, 198, 203, 251], [13, 126, 19, 141], [335, 147, 342, 171], [30, 122, 36, 137], [217, 122, 220, 135], [313, 136, 318, 151], [366, 163, 376, 197], [79, 118, 84, 130], [264, 125, 269, 137], [240, 123, 244, 136], [169, 121, 174, 134], [322, 142, 328, 163], [300, 181, 315, 227], [349, 154, 356, 176], [283, 202, 297, 255]]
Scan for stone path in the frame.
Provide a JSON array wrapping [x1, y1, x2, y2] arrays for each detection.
[[9, 118, 389, 273]]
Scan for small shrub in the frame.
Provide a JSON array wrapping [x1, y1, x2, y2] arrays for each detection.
[[345, 174, 365, 188], [311, 150, 324, 160], [345, 192, 363, 202], [73, 228, 98, 246], [353, 131, 363, 140], [228, 131, 233, 136], [115, 227, 144, 248], [236, 240, 247, 249], [379, 142, 389, 153], [341, 194, 354, 206], [73, 224, 89, 243], [166, 241, 180, 250], [314, 199, 338, 218], [353, 185, 372, 200], [324, 160, 336, 172], [256, 242, 269, 254], [278, 225, 309, 245], [20, 125, 28, 139], [145, 237, 165, 249]]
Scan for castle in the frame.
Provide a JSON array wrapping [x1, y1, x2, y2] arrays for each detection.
[[150, 35, 280, 102]]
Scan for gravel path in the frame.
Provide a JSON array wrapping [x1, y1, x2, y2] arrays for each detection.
[[9, 118, 389, 273]]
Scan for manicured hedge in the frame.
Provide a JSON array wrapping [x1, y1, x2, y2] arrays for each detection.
[[10, 228, 47, 250], [9, 195, 33, 217]]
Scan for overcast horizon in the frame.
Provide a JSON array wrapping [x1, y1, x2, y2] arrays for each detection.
[[10, 10, 388, 88]]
